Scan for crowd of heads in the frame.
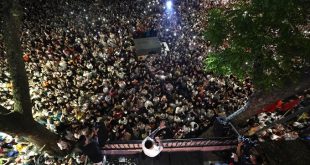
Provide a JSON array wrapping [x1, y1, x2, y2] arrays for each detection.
[[1, 0, 251, 143], [0, 0, 309, 164]]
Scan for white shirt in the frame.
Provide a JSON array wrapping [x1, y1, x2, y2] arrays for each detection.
[[142, 137, 163, 157]]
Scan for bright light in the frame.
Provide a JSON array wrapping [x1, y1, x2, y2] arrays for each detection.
[[166, 1, 173, 10]]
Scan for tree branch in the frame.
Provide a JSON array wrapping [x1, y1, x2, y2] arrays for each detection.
[[232, 72, 310, 126]]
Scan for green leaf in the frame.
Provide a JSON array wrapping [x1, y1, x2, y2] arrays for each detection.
[[204, 0, 309, 90]]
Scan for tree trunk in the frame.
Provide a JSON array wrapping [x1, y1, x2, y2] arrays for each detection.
[[0, 107, 64, 155], [257, 140, 310, 165], [1, 0, 63, 155], [200, 75, 310, 137], [24, 120, 65, 156], [2, 0, 32, 119], [0, 109, 64, 155], [231, 75, 310, 126], [0, 109, 26, 134]]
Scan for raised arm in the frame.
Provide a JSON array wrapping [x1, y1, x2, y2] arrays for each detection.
[[149, 121, 166, 138]]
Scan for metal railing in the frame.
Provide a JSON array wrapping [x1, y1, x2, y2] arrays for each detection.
[[102, 137, 237, 155]]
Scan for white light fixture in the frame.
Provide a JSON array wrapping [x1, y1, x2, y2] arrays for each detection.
[[166, 1, 173, 10]]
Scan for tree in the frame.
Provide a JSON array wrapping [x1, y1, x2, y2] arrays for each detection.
[[257, 140, 310, 165], [1, 0, 63, 155], [203, 0, 310, 127]]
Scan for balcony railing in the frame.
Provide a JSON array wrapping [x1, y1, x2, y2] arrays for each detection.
[[102, 137, 237, 155]]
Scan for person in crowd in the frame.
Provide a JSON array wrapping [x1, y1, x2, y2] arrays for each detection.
[[230, 141, 264, 165], [77, 128, 103, 165]]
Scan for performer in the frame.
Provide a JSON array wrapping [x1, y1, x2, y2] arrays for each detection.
[[142, 121, 166, 157]]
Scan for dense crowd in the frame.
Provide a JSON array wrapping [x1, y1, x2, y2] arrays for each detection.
[[1, 0, 251, 142], [0, 0, 309, 164]]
